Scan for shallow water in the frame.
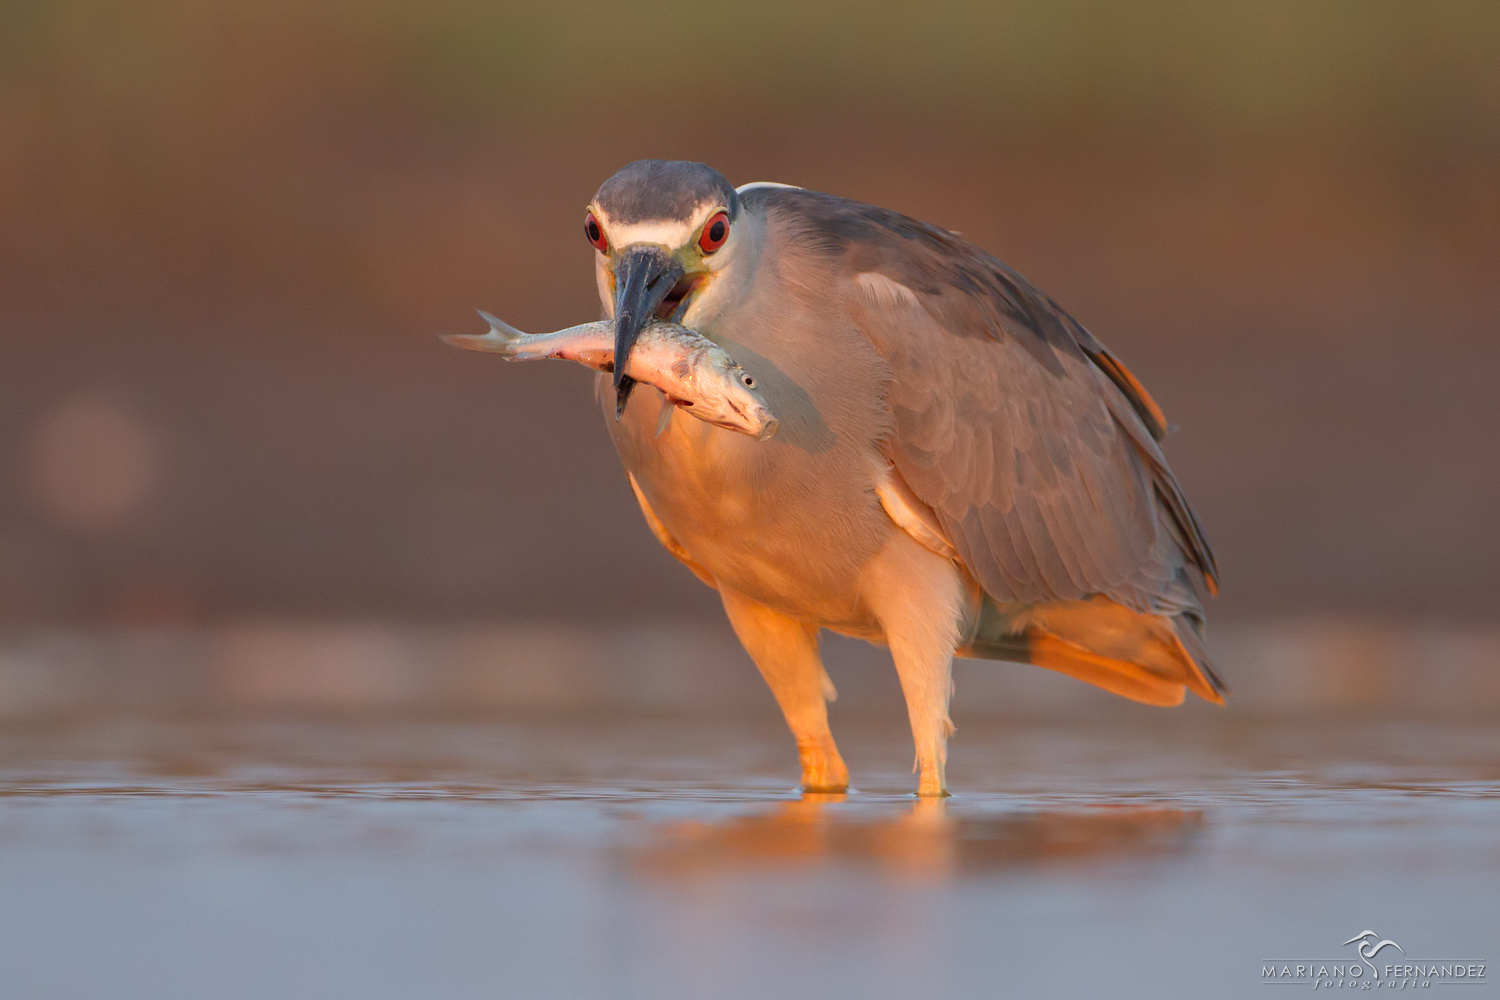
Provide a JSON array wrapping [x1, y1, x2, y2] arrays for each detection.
[[1, 713, 1496, 999]]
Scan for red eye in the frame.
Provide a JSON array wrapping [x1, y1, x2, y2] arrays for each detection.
[[698, 211, 729, 253], [584, 212, 608, 252]]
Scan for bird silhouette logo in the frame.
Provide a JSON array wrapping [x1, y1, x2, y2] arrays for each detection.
[[1344, 931, 1404, 976]]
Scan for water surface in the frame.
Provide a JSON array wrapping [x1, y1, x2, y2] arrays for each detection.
[[1, 713, 1495, 998]]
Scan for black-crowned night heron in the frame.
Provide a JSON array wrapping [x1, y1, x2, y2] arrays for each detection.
[[456, 159, 1224, 796]]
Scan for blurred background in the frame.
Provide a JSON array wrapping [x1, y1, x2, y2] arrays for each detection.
[[7, 12, 1498, 996], [0, 0, 1497, 715]]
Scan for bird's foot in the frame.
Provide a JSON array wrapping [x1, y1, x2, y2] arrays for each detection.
[[915, 759, 949, 797], [798, 737, 849, 794]]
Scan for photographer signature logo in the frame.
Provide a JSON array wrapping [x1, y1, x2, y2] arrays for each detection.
[[1343, 932, 1404, 974], [1263, 931, 1486, 990]]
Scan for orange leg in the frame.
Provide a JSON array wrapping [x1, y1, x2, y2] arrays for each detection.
[[719, 587, 849, 793]]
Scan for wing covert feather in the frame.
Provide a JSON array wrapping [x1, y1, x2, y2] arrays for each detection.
[[849, 281, 1210, 611]]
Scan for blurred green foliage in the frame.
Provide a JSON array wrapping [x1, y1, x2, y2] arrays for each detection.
[[2, 0, 1497, 154]]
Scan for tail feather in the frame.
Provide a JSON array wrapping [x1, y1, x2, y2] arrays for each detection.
[[958, 595, 1226, 707], [1170, 612, 1230, 701], [1026, 631, 1188, 706]]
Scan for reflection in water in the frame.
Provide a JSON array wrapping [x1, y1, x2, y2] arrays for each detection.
[[630, 795, 1205, 880], [3, 716, 1498, 1000]]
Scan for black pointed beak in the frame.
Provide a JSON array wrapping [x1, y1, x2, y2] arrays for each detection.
[[612, 245, 683, 418]]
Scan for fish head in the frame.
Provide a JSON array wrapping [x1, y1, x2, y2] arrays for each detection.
[[686, 353, 779, 441]]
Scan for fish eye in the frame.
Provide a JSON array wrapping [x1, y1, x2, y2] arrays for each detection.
[[584, 212, 608, 252], [740, 373, 755, 388], [699, 211, 729, 254]]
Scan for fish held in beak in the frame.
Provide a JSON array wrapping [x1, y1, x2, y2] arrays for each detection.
[[611, 245, 684, 418], [442, 312, 778, 441]]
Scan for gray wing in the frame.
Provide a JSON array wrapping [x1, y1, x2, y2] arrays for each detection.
[[749, 187, 1216, 611]]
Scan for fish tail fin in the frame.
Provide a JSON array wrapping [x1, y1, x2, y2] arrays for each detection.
[[440, 309, 526, 354]]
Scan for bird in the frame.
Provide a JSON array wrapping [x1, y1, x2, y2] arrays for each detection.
[[501, 159, 1224, 796]]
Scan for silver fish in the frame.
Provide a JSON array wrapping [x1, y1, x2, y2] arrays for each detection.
[[444, 312, 779, 441]]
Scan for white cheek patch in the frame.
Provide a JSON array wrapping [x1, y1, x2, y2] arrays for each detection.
[[602, 219, 697, 248], [593, 203, 721, 251], [594, 263, 614, 317]]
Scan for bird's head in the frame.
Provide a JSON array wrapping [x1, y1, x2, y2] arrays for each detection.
[[586, 160, 746, 415]]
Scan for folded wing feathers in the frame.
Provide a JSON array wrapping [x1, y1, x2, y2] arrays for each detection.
[[834, 215, 1214, 610]]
